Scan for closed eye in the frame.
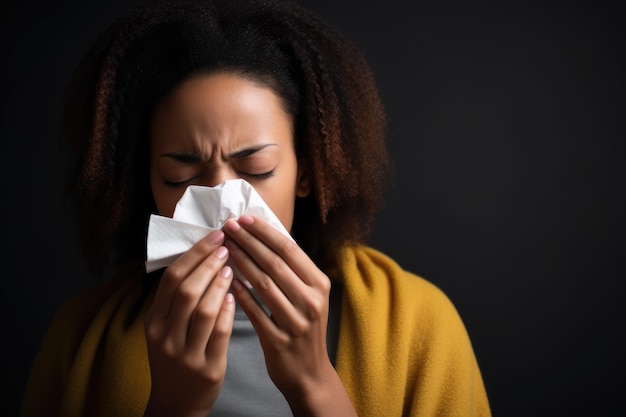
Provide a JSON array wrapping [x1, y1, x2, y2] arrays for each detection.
[[163, 175, 200, 188], [162, 170, 273, 188], [240, 170, 275, 180]]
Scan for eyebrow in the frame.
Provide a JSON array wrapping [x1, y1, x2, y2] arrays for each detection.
[[227, 144, 276, 159], [160, 144, 277, 162]]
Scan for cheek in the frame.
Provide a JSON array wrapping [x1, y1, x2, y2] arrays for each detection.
[[154, 192, 178, 217], [151, 181, 182, 218], [262, 194, 295, 233], [150, 164, 181, 217], [160, 199, 177, 217], [261, 158, 299, 233], [277, 198, 296, 231]]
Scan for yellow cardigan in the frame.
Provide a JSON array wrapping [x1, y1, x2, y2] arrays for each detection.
[[22, 245, 491, 416]]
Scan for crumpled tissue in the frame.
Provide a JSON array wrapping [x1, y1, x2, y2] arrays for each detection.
[[145, 179, 291, 285]]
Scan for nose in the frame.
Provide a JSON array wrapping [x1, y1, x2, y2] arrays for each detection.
[[198, 164, 238, 187]]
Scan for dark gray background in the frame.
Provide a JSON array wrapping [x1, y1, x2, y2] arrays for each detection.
[[1, 0, 624, 416]]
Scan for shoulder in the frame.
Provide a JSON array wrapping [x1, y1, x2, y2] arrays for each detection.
[[36, 261, 147, 362], [22, 262, 149, 416], [339, 245, 454, 306], [338, 245, 469, 336], [56, 262, 146, 327], [335, 246, 492, 416]]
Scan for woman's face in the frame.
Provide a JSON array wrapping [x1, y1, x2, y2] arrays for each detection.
[[149, 72, 310, 232]]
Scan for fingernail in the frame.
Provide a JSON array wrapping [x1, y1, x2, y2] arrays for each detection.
[[225, 219, 240, 232], [208, 230, 225, 244], [215, 246, 228, 259], [220, 266, 233, 279], [239, 214, 254, 225]]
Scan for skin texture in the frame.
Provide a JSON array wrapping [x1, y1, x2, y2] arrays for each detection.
[[144, 72, 357, 416]]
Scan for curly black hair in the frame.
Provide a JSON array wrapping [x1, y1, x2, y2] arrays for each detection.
[[62, 0, 392, 275]]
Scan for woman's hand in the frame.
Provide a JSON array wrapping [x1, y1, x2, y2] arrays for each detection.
[[223, 215, 357, 416], [143, 230, 235, 417]]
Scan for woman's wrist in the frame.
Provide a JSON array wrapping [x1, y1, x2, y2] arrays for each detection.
[[283, 362, 358, 417]]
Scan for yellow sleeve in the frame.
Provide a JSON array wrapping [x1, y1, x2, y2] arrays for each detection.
[[21, 287, 103, 417], [403, 274, 491, 416], [336, 245, 491, 416], [22, 262, 151, 417]]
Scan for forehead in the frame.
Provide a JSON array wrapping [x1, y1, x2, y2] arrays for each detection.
[[161, 72, 286, 115], [150, 72, 294, 152]]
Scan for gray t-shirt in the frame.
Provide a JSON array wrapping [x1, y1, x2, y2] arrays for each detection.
[[210, 279, 343, 416]]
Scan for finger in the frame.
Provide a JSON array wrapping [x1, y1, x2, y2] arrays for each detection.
[[165, 246, 230, 346], [223, 218, 312, 308], [225, 237, 309, 334], [233, 215, 327, 288], [186, 266, 234, 354], [230, 278, 289, 343], [205, 291, 236, 362], [149, 230, 225, 320]]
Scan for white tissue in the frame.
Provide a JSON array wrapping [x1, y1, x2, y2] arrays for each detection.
[[145, 179, 291, 281]]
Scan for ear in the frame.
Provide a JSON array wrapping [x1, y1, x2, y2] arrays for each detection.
[[296, 162, 312, 198]]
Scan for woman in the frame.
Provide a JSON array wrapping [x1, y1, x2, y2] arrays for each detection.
[[22, 0, 491, 416]]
